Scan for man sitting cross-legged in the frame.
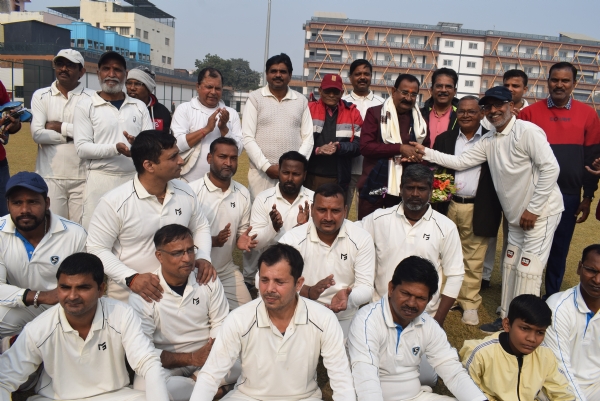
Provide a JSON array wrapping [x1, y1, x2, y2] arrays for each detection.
[[130, 224, 239, 401], [0, 253, 169, 401]]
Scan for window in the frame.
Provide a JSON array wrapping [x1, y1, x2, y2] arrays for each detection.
[[443, 59, 453, 66], [467, 61, 476, 68], [143, 31, 149, 39], [76, 39, 84, 48], [525, 47, 535, 54], [465, 80, 474, 87], [503, 45, 513, 52], [162, 56, 167, 63], [445, 40, 455, 48], [119, 27, 130, 36], [136, 28, 141, 37], [14, 86, 24, 98], [167, 57, 172, 65], [96, 22, 100, 28], [468, 42, 478, 49], [165, 37, 170, 46]]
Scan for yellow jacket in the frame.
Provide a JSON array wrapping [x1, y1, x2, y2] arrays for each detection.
[[459, 332, 574, 401]]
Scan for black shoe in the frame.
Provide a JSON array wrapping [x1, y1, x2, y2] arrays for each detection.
[[481, 279, 490, 290], [480, 318, 503, 334]]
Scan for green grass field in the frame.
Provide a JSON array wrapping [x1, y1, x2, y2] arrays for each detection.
[[7, 124, 600, 400]]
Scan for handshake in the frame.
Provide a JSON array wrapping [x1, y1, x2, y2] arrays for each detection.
[[398, 142, 427, 163]]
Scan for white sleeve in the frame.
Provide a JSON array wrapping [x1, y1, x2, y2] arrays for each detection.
[[423, 321, 487, 401], [522, 126, 561, 216], [0, 325, 43, 397], [61, 121, 74, 139], [320, 312, 357, 401], [171, 104, 192, 152], [298, 106, 314, 161], [347, 232, 375, 309], [249, 197, 280, 250], [235, 192, 251, 240], [241, 97, 271, 172], [190, 195, 212, 262], [142, 364, 170, 401], [0, 247, 26, 308], [191, 314, 241, 401], [31, 91, 67, 145], [347, 308, 384, 401], [226, 110, 244, 156], [128, 294, 161, 357], [439, 225, 465, 299], [73, 101, 119, 159], [207, 278, 229, 339], [424, 139, 488, 171], [141, 104, 153, 131], [86, 198, 138, 285]]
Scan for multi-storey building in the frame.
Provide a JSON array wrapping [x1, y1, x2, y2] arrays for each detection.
[[302, 13, 600, 111]]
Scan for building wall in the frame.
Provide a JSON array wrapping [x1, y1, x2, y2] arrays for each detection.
[[79, 0, 174, 69], [0, 11, 72, 25]]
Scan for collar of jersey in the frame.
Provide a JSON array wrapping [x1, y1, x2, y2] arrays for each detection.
[[257, 295, 308, 328], [190, 96, 226, 114], [381, 296, 425, 329], [349, 90, 375, 101], [573, 284, 593, 315], [203, 173, 233, 195], [308, 219, 347, 243], [51, 80, 85, 97], [275, 184, 309, 205], [494, 116, 516, 136], [133, 174, 175, 200], [157, 267, 196, 298], [396, 203, 433, 221], [0, 211, 65, 236], [91, 91, 136, 107], [59, 298, 105, 333], [261, 85, 296, 101]]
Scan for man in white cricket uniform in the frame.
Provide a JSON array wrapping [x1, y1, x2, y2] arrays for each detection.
[[242, 53, 313, 200], [130, 224, 238, 401], [171, 67, 242, 183], [545, 244, 600, 401], [361, 164, 464, 327], [279, 183, 374, 337], [244, 151, 314, 287], [30, 49, 93, 223], [86, 131, 214, 303], [0, 172, 86, 338], [341, 59, 384, 210], [189, 137, 255, 309], [414, 86, 563, 332], [348, 256, 487, 401], [190, 244, 356, 401], [0, 253, 169, 401], [74, 51, 153, 229]]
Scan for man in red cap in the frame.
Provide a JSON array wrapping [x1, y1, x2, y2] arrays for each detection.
[[306, 74, 363, 192]]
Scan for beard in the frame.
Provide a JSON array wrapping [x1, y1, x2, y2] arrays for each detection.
[[14, 212, 45, 232], [404, 198, 428, 212], [99, 77, 124, 94], [489, 107, 512, 129], [210, 165, 235, 181]]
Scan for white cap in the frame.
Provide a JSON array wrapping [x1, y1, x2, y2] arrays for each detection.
[[53, 49, 85, 66]]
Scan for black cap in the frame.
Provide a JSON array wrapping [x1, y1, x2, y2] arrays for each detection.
[[98, 51, 127, 70], [5, 172, 48, 197], [479, 86, 512, 105]]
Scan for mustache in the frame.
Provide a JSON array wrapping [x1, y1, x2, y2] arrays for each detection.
[[103, 77, 121, 84], [402, 306, 419, 314]]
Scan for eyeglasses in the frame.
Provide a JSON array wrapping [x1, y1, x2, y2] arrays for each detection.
[[322, 88, 342, 96], [456, 110, 480, 116], [581, 264, 600, 278], [158, 245, 198, 258], [126, 80, 145, 88], [398, 90, 418, 99], [54, 60, 79, 70], [482, 101, 509, 111]]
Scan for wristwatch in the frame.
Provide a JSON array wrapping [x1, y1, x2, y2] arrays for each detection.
[[125, 274, 139, 288]]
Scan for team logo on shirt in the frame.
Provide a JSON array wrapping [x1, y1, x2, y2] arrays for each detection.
[[153, 119, 164, 131], [521, 257, 531, 267], [412, 346, 420, 355], [98, 342, 107, 351], [175, 208, 182, 215], [192, 298, 200, 305], [230, 202, 236, 208], [423, 234, 430, 240], [50, 256, 60, 265], [507, 250, 514, 258], [340, 254, 348, 260], [133, 116, 137, 123]]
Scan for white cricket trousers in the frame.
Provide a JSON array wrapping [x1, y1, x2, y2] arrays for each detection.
[[247, 167, 277, 201], [46, 178, 85, 224], [81, 170, 135, 229]]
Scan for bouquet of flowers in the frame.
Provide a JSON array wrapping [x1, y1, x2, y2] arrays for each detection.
[[431, 169, 457, 203]]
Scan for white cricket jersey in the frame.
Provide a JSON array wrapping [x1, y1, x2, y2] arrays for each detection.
[[190, 297, 356, 401], [30, 81, 93, 180], [360, 203, 464, 313], [73, 92, 153, 174], [279, 220, 375, 321], [171, 98, 243, 182], [129, 268, 229, 356], [545, 285, 600, 401], [424, 116, 564, 225], [342, 90, 385, 175], [250, 184, 315, 251], [86, 175, 212, 299], [347, 297, 486, 401], [0, 298, 168, 401], [0, 212, 86, 308], [189, 175, 250, 280]]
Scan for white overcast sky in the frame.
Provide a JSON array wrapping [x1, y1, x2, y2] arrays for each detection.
[[28, 0, 600, 72]]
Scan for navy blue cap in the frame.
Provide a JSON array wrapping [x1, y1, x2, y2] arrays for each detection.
[[5, 172, 48, 196], [98, 51, 127, 70], [479, 86, 513, 105]]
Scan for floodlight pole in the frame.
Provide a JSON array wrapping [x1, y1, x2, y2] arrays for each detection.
[[263, 0, 272, 86]]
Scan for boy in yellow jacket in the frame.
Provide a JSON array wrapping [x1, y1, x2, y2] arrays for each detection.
[[459, 294, 574, 401]]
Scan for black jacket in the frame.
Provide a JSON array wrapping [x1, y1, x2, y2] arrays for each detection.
[[432, 127, 502, 238], [148, 94, 172, 135], [420, 96, 459, 146]]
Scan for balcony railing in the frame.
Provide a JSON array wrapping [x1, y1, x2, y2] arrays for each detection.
[[307, 56, 435, 70], [310, 37, 438, 51], [485, 50, 600, 65]]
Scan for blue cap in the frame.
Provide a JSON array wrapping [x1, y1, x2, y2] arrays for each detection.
[[5, 172, 48, 196], [479, 86, 513, 105]]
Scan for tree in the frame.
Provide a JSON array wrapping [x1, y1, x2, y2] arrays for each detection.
[[194, 54, 260, 92]]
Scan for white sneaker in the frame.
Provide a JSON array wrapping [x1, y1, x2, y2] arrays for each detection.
[[462, 309, 479, 326]]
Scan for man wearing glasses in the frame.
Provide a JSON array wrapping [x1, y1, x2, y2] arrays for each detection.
[[431, 96, 502, 326], [545, 244, 600, 401], [357, 73, 427, 219], [30, 49, 94, 224], [305, 74, 363, 192], [86, 130, 215, 303], [412, 86, 563, 333], [126, 67, 172, 135]]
